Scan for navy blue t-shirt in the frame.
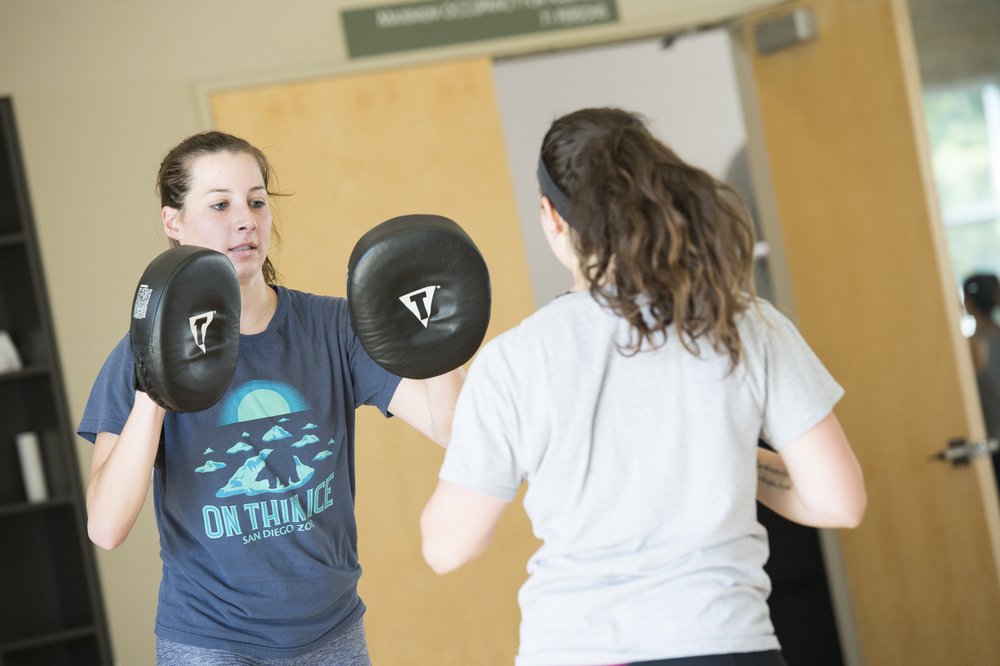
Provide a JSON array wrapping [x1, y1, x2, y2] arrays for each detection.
[[78, 286, 401, 658]]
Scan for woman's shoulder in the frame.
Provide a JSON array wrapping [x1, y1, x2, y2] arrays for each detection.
[[279, 286, 348, 313], [267, 287, 351, 338], [738, 297, 791, 330], [735, 297, 800, 351], [476, 293, 600, 361], [94, 332, 133, 372]]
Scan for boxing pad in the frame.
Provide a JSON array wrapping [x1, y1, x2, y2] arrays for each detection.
[[130, 246, 240, 412], [347, 214, 491, 379]]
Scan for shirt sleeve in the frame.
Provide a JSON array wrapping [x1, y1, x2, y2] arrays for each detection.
[[77, 334, 136, 443], [758, 303, 845, 450], [439, 340, 523, 501], [340, 300, 402, 416]]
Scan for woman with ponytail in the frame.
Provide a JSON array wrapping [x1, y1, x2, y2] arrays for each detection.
[[420, 108, 866, 666]]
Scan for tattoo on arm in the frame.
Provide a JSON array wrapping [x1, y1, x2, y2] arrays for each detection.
[[758, 462, 792, 491]]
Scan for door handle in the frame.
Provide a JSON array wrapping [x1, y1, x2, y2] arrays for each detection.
[[929, 437, 999, 466]]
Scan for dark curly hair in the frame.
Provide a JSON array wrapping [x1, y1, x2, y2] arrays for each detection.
[[157, 130, 283, 285], [540, 107, 757, 367]]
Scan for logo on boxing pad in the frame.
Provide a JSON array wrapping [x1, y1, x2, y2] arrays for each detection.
[[189, 311, 216, 354], [399, 286, 439, 328], [133, 284, 154, 320]]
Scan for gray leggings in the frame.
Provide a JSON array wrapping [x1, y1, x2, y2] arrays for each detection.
[[155, 617, 372, 666]]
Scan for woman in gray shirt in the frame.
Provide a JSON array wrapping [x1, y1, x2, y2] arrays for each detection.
[[420, 107, 866, 666]]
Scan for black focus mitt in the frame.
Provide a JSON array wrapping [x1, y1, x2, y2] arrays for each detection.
[[347, 214, 491, 379], [129, 246, 241, 412]]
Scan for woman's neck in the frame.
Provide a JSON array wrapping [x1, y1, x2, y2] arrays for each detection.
[[239, 277, 277, 335]]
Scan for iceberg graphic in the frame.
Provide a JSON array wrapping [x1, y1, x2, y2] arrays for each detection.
[[328, 438, 336, 446], [279, 417, 290, 423], [203, 448, 214, 455], [242, 432, 250, 438], [303, 423, 317, 430], [262, 425, 292, 442], [227, 442, 254, 454], [291, 434, 320, 448], [216, 450, 315, 498], [196, 460, 226, 473], [313, 450, 333, 461]]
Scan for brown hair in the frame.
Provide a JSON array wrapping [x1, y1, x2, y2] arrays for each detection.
[[157, 130, 283, 285], [540, 107, 756, 367]]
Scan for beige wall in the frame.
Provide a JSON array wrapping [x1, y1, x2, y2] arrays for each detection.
[[0, 1, 783, 663]]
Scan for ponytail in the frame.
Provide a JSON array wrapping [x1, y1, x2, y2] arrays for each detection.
[[539, 108, 756, 368]]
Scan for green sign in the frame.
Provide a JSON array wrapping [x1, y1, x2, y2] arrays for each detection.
[[342, 0, 620, 58]]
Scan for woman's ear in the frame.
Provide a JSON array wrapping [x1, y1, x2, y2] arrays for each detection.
[[539, 195, 579, 277], [539, 196, 566, 237], [162, 206, 181, 240]]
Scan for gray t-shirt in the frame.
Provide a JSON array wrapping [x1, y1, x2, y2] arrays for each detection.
[[440, 292, 843, 666]]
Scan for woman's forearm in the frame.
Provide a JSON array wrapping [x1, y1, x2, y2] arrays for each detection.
[[756, 415, 866, 528], [86, 392, 165, 549], [424, 367, 466, 446]]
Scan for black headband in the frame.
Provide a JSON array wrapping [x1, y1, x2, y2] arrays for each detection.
[[537, 156, 573, 222]]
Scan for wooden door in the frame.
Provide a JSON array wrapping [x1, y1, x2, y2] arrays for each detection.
[[737, 1, 1000, 663], [209, 58, 539, 665]]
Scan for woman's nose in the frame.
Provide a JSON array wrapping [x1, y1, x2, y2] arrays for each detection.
[[236, 206, 258, 231]]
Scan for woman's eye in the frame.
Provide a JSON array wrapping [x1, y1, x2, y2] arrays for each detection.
[[211, 201, 230, 211], [249, 199, 267, 209]]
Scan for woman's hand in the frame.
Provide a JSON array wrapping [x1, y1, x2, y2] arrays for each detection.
[[388, 368, 466, 447]]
